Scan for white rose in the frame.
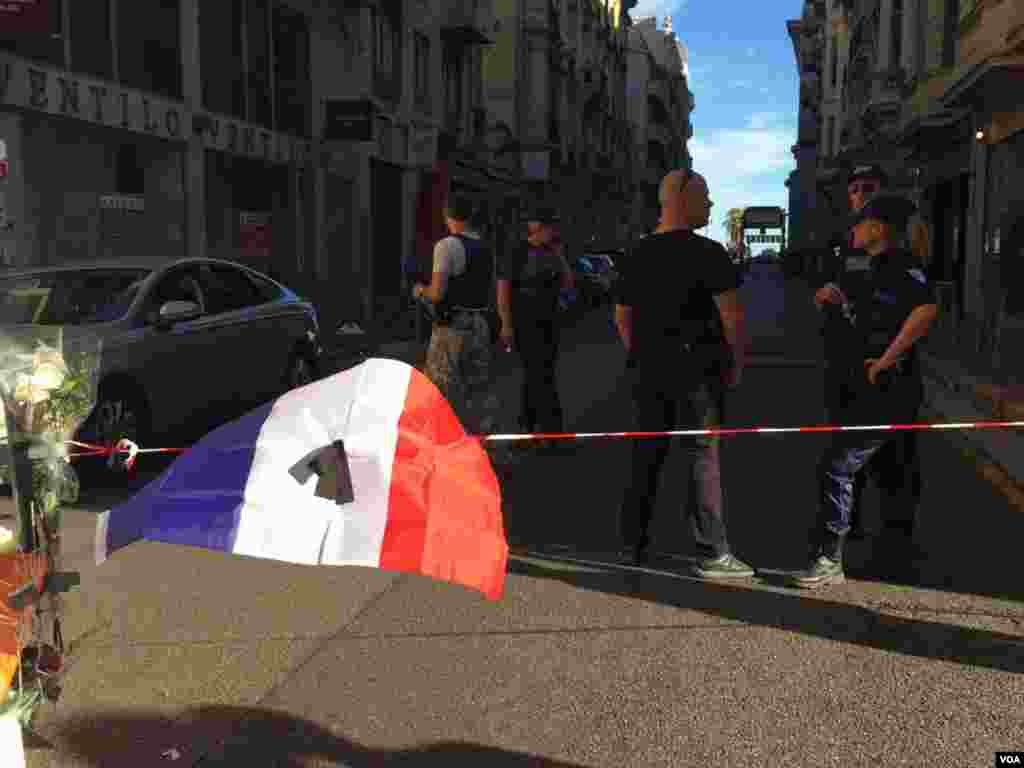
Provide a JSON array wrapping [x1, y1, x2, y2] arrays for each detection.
[[33, 347, 66, 370], [31, 362, 66, 392], [0, 525, 16, 555]]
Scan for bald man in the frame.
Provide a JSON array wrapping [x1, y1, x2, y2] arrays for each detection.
[[613, 169, 754, 578]]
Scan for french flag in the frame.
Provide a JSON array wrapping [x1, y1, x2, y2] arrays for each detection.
[[95, 359, 508, 600]]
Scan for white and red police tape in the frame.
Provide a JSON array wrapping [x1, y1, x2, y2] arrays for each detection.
[[479, 419, 1024, 442], [60, 419, 1024, 471]]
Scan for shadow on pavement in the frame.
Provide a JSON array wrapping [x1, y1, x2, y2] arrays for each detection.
[[505, 551, 1024, 676], [39, 705, 587, 767]]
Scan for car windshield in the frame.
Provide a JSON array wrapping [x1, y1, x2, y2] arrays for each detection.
[[0, 268, 151, 325]]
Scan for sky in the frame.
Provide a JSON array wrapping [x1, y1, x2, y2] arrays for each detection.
[[629, 0, 805, 250]]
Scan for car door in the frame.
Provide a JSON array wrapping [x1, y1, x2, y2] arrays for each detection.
[[195, 262, 295, 416], [132, 265, 233, 438]]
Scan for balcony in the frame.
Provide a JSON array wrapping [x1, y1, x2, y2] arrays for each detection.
[[440, 0, 496, 46]]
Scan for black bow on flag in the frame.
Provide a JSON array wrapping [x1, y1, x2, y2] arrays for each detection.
[[288, 440, 355, 505]]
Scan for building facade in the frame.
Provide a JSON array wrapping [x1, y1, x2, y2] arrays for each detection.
[[789, 0, 1024, 375], [0, 0, 690, 335], [786, 1, 826, 271], [626, 14, 694, 235]]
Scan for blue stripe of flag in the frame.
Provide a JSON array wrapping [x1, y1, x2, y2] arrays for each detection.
[[104, 402, 275, 558]]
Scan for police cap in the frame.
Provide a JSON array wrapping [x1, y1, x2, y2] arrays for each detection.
[[847, 163, 889, 187]]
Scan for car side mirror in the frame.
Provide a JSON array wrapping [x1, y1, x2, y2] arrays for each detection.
[[157, 300, 202, 328]]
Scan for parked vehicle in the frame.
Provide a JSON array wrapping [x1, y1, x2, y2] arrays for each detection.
[[573, 250, 621, 307], [0, 257, 322, 475]]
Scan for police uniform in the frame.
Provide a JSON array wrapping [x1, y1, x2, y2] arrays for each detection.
[[800, 196, 936, 582], [422, 232, 498, 434], [823, 221, 923, 539], [499, 213, 567, 435]]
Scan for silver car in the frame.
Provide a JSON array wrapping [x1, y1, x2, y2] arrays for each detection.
[[0, 257, 323, 459]]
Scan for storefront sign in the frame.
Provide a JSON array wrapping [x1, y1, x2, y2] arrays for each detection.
[[195, 112, 311, 168], [240, 211, 271, 260], [0, 0, 49, 34], [100, 195, 145, 213], [0, 53, 312, 168]]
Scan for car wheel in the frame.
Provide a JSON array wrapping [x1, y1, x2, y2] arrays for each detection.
[[285, 353, 316, 391], [77, 383, 152, 483]]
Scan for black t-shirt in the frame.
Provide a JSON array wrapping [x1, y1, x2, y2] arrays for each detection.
[[615, 230, 741, 366]]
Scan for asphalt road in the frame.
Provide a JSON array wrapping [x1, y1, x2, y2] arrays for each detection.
[[23, 261, 1024, 767]]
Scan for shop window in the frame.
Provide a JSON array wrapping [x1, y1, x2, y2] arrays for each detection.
[[0, 0, 65, 67], [201, 0, 245, 119], [115, 145, 145, 195], [273, 2, 311, 136], [70, 0, 113, 80], [118, 0, 181, 99]]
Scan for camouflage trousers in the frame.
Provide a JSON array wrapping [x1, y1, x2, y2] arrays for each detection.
[[423, 311, 501, 435]]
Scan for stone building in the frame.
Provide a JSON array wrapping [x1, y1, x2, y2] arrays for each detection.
[[0, 0, 496, 336], [626, 14, 694, 235], [785, 0, 826, 271]]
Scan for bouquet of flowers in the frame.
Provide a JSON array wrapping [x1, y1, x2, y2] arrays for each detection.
[[0, 327, 101, 752]]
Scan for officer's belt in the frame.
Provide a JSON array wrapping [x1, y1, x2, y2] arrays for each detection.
[[451, 306, 489, 313]]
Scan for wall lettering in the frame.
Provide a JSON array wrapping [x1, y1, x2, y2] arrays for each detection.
[[57, 77, 79, 115], [27, 68, 47, 108], [88, 84, 106, 122]]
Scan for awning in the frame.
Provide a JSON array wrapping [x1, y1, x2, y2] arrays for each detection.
[[941, 55, 1024, 110]]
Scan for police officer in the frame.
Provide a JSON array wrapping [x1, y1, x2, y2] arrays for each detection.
[[791, 194, 938, 588], [496, 206, 574, 447], [816, 164, 923, 541], [414, 194, 498, 435]]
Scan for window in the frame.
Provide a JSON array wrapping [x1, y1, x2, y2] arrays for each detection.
[[246, 0, 273, 129], [442, 43, 465, 132], [375, 11, 395, 77], [830, 35, 838, 88], [115, 145, 145, 195], [891, 0, 903, 70], [70, 0, 113, 80], [197, 264, 264, 314], [118, 0, 181, 98], [273, 2, 312, 136], [942, 0, 957, 67], [373, 2, 402, 102], [414, 32, 431, 112], [247, 272, 285, 303], [201, 0, 245, 118], [144, 267, 205, 323]]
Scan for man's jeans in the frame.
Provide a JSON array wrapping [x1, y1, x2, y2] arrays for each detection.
[[817, 431, 918, 558], [621, 363, 730, 559]]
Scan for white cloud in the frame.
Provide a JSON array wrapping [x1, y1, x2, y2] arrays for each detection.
[[629, 0, 686, 22], [687, 114, 795, 246]]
